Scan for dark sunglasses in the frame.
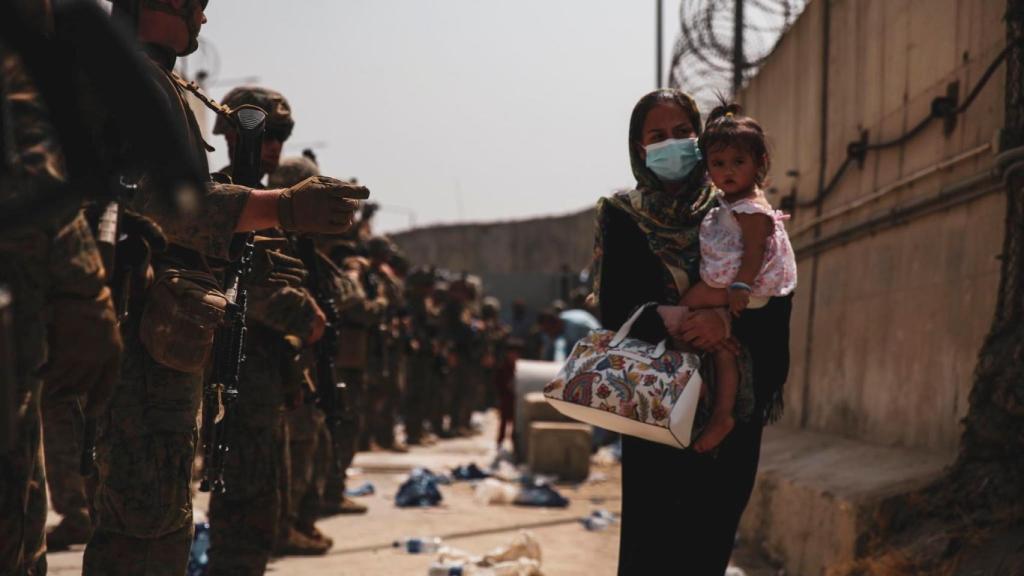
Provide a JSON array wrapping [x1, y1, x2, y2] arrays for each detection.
[[265, 124, 293, 143]]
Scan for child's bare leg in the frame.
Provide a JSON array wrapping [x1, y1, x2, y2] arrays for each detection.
[[680, 281, 729, 310], [694, 348, 737, 453]]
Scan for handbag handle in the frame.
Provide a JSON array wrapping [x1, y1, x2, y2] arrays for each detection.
[[608, 302, 667, 357]]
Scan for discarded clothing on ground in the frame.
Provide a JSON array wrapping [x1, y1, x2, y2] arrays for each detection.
[[345, 482, 376, 497], [513, 479, 569, 508], [396, 468, 445, 507], [452, 463, 491, 481]]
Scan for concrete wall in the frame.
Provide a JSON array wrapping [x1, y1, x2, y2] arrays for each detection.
[[391, 0, 1009, 456], [391, 208, 597, 314], [392, 209, 596, 275], [739, 0, 1008, 454]]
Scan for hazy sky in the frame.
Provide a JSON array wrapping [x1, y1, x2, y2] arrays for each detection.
[[184, 1, 684, 233]]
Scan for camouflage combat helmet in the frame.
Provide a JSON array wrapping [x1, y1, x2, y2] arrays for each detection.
[[366, 236, 394, 259], [268, 156, 319, 189], [213, 86, 294, 141], [406, 266, 435, 289], [110, 0, 209, 55]]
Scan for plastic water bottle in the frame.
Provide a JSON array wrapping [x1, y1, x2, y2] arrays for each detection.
[[187, 522, 210, 576], [393, 536, 442, 554], [428, 564, 465, 576]]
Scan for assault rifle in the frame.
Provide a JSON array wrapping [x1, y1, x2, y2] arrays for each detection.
[[199, 105, 266, 494], [295, 238, 354, 472]]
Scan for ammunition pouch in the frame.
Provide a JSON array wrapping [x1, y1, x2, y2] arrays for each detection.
[[140, 268, 227, 373]]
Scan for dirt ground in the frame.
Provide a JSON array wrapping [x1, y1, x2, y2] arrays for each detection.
[[44, 411, 778, 575]]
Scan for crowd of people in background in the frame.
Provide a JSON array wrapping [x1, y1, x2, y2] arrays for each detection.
[[0, 1, 611, 573]]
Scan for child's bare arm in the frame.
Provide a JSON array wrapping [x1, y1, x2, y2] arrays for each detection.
[[730, 212, 774, 314]]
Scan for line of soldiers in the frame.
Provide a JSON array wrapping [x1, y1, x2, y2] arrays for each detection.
[[1, 2, 514, 574]]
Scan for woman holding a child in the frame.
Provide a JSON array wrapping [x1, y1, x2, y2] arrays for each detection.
[[592, 89, 795, 575]]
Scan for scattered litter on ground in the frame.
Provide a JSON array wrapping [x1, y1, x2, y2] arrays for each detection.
[[513, 479, 569, 508], [345, 482, 376, 497], [429, 532, 543, 575], [579, 509, 618, 531], [452, 463, 491, 481], [393, 536, 443, 554], [489, 460, 524, 482], [474, 478, 520, 505], [584, 471, 608, 484], [591, 446, 621, 466], [396, 468, 445, 507]]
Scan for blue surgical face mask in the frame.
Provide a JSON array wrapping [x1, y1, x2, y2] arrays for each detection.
[[644, 138, 702, 182]]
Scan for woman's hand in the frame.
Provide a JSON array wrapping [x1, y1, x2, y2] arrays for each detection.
[[658, 305, 741, 354], [656, 305, 688, 335], [681, 308, 740, 354]]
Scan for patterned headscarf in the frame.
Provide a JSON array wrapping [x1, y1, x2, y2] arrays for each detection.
[[593, 89, 718, 305]]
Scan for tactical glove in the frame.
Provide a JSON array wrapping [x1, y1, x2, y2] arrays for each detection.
[[277, 176, 369, 235], [251, 236, 308, 288]]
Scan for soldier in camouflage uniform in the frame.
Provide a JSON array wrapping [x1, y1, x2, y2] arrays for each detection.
[[402, 267, 440, 446], [1, 39, 123, 575], [84, 3, 368, 574], [204, 86, 332, 574], [443, 275, 484, 436], [320, 244, 379, 515], [363, 236, 408, 451], [428, 277, 453, 437], [267, 156, 364, 547]]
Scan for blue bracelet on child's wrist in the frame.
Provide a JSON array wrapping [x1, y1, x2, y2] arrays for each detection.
[[728, 281, 753, 293]]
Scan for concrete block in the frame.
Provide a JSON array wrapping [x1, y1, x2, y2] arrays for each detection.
[[527, 422, 592, 483], [524, 392, 572, 424], [517, 392, 574, 462], [513, 360, 561, 462], [739, 426, 951, 576]]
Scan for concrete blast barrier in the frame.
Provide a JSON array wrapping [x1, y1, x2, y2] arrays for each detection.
[[513, 360, 562, 461], [517, 392, 574, 462], [527, 422, 592, 483]]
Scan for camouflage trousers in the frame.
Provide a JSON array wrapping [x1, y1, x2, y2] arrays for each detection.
[[207, 328, 289, 576], [1, 246, 51, 575], [449, 363, 476, 432], [323, 368, 364, 504], [430, 365, 451, 437], [206, 414, 286, 576], [285, 404, 328, 530], [41, 394, 91, 528], [402, 353, 435, 444], [83, 329, 201, 576], [368, 352, 403, 448]]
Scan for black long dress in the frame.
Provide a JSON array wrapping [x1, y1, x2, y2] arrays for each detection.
[[599, 204, 792, 576]]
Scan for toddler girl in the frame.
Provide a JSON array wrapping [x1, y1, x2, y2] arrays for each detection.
[[682, 104, 797, 452]]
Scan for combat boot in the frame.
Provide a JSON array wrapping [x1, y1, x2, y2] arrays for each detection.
[[296, 523, 334, 548], [275, 526, 331, 556], [320, 495, 368, 516]]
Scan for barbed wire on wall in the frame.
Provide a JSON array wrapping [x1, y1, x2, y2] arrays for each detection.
[[668, 0, 808, 111]]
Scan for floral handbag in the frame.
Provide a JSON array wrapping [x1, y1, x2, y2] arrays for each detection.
[[543, 303, 703, 449]]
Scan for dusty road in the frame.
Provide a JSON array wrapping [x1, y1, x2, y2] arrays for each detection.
[[45, 412, 775, 575]]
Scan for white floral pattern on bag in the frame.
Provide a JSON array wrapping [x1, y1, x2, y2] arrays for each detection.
[[544, 329, 700, 428]]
